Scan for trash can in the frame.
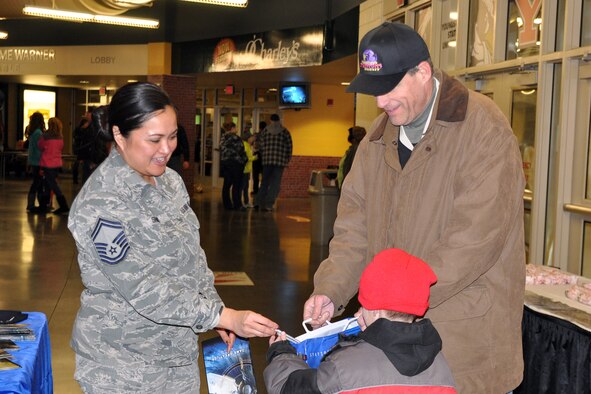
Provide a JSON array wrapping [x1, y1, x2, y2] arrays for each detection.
[[308, 169, 339, 245]]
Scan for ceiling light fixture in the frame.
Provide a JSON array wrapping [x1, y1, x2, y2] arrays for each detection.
[[23, 6, 159, 29], [179, 0, 248, 8], [0, 31, 7, 39]]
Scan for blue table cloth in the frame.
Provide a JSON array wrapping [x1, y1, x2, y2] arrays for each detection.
[[0, 312, 53, 394]]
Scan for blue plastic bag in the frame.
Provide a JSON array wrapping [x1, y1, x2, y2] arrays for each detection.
[[289, 317, 360, 368]]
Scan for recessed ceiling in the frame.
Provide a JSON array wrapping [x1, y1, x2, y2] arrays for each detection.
[[0, 0, 151, 19], [0, 1, 359, 90]]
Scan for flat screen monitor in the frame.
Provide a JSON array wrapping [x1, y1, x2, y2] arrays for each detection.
[[279, 83, 310, 109]]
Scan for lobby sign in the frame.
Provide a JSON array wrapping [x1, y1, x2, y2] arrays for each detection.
[[0, 45, 148, 75], [174, 26, 324, 74]]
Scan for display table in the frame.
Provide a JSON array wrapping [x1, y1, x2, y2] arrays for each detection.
[[0, 312, 53, 394], [514, 285, 591, 394]]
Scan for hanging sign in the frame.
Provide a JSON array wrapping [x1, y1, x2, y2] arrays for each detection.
[[174, 25, 324, 74]]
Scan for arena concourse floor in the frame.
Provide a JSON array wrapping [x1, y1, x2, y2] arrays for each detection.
[[0, 173, 360, 393]]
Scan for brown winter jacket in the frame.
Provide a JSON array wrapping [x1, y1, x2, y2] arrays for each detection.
[[312, 70, 525, 393]]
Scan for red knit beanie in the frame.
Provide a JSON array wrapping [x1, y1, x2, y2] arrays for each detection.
[[358, 248, 437, 316]]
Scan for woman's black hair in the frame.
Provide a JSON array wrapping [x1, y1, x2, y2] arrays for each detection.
[[92, 82, 174, 142]]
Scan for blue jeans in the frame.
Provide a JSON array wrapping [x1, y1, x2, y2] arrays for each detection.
[[255, 165, 284, 210]]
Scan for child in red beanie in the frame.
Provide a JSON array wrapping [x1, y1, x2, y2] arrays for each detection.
[[264, 248, 457, 393]]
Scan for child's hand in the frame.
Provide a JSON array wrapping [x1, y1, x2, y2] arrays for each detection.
[[354, 308, 368, 331], [269, 330, 287, 345]]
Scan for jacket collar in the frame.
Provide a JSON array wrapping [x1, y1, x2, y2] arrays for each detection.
[[359, 318, 442, 377]]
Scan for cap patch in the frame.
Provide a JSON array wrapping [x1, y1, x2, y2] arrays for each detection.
[[92, 218, 130, 265], [360, 49, 382, 72]]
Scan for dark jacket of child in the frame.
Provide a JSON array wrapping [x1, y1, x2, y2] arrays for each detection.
[[264, 318, 457, 394]]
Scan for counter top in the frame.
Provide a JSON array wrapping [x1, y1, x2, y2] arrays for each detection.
[[525, 284, 591, 331]]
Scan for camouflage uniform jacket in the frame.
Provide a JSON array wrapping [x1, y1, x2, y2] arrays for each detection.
[[68, 148, 223, 367]]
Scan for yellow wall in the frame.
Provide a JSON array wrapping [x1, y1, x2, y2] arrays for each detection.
[[283, 83, 355, 157], [148, 42, 172, 75]]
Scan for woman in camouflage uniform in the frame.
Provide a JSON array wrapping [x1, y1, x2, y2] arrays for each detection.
[[68, 82, 278, 393]]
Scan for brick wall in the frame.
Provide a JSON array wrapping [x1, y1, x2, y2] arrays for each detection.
[[280, 155, 341, 198], [148, 74, 197, 192]]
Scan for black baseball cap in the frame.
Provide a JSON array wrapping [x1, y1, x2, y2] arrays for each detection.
[[347, 22, 430, 96]]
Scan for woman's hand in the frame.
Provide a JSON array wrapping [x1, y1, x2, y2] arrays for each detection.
[[215, 328, 236, 352], [218, 307, 278, 339]]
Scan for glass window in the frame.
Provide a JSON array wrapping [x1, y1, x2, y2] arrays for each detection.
[[196, 88, 204, 107], [205, 89, 216, 106], [195, 108, 202, 173], [243, 88, 255, 107], [23, 89, 55, 133], [583, 222, 591, 277], [440, 0, 458, 71], [583, 0, 591, 46], [556, 0, 565, 51], [469, 0, 496, 66], [507, 0, 542, 60], [390, 15, 404, 24], [203, 108, 214, 176], [586, 99, 591, 200], [511, 87, 537, 192], [255, 88, 278, 107], [544, 64, 562, 266], [415, 6, 432, 48], [217, 88, 241, 107], [241, 109, 253, 137]]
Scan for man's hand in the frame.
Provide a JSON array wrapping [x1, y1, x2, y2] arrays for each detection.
[[303, 295, 335, 329]]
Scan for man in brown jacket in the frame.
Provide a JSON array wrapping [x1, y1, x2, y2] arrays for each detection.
[[304, 22, 525, 393]]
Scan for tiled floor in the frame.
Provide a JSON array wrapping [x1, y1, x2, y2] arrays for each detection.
[[0, 173, 359, 393]]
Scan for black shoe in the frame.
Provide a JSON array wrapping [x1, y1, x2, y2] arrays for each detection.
[[53, 207, 69, 215], [253, 205, 260, 211], [262, 207, 273, 212], [30, 206, 48, 214]]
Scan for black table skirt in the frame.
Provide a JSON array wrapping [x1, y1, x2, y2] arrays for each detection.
[[514, 306, 591, 394]]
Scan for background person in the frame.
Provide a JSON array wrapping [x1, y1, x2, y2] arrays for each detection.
[[303, 22, 525, 394], [337, 126, 366, 189], [68, 82, 278, 393], [241, 133, 256, 208], [255, 114, 292, 211], [72, 110, 94, 185], [251, 121, 265, 196], [220, 122, 247, 210], [38, 117, 69, 215], [265, 248, 456, 394], [76, 108, 109, 184], [25, 112, 46, 213], [167, 122, 190, 174]]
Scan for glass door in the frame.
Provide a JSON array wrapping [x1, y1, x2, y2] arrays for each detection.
[[201, 107, 215, 179], [565, 61, 591, 277]]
